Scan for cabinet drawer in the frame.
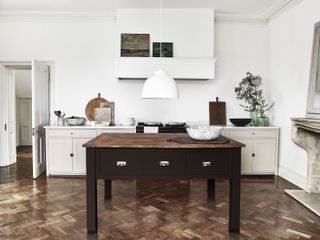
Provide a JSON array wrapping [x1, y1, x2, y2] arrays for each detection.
[[96, 149, 143, 177], [48, 129, 97, 138], [143, 150, 185, 176], [229, 130, 277, 139], [186, 150, 231, 177]]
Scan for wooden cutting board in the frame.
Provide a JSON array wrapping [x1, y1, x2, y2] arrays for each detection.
[[85, 93, 115, 124], [209, 97, 226, 125]]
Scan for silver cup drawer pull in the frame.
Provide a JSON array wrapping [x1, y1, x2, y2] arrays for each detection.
[[159, 161, 170, 167], [116, 161, 127, 167], [202, 161, 212, 167]]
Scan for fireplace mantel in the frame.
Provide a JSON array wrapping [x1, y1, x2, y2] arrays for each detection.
[[291, 118, 320, 134]]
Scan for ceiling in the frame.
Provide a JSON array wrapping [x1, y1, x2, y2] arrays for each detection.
[[0, 0, 282, 15]]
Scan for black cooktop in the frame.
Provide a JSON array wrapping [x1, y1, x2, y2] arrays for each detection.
[[136, 122, 188, 133]]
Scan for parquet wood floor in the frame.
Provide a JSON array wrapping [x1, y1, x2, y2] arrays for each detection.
[[0, 148, 319, 239], [0, 146, 33, 184]]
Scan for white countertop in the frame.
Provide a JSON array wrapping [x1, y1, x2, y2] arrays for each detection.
[[223, 125, 279, 129], [44, 125, 279, 130], [44, 125, 136, 129]]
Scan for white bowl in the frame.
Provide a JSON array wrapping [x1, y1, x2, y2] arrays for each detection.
[[101, 121, 110, 126], [186, 126, 223, 141], [118, 117, 135, 126]]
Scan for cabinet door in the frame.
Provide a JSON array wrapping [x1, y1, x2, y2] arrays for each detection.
[[73, 138, 91, 174], [238, 139, 254, 174], [48, 138, 73, 174], [252, 139, 276, 173]]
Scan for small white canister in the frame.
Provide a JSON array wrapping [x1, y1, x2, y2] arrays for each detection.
[[57, 117, 64, 126]]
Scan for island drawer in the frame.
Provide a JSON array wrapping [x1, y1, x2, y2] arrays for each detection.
[[185, 150, 231, 177], [142, 150, 185, 176], [96, 149, 143, 177]]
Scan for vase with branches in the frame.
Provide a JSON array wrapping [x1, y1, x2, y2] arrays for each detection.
[[235, 72, 274, 126]]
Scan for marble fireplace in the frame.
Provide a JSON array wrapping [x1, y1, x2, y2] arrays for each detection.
[[286, 118, 320, 215]]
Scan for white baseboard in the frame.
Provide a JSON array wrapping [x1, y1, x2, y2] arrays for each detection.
[[278, 165, 306, 189]]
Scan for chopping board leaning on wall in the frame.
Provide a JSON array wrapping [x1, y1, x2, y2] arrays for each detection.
[[85, 93, 115, 125], [209, 97, 226, 125]]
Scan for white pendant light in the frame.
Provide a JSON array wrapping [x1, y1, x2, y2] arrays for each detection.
[[140, 0, 179, 99], [141, 69, 179, 99]]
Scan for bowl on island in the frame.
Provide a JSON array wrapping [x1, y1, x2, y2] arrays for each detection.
[[186, 125, 223, 141], [65, 116, 86, 126]]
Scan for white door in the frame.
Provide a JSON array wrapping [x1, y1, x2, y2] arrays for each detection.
[[32, 60, 50, 178], [0, 64, 16, 166], [18, 98, 32, 146], [252, 139, 276, 173], [0, 64, 8, 166], [7, 69, 16, 165]]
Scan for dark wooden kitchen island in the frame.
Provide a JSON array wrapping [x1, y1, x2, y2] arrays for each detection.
[[83, 133, 245, 234]]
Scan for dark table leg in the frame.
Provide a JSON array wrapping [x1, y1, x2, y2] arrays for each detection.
[[105, 179, 112, 199], [86, 149, 97, 234], [207, 179, 215, 200], [229, 149, 241, 232]]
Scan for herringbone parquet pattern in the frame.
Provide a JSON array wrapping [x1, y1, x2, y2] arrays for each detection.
[[0, 147, 319, 239], [0, 176, 319, 240]]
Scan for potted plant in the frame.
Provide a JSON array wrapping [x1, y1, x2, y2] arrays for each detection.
[[235, 72, 274, 126]]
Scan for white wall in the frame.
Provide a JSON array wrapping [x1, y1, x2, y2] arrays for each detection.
[[0, 17, 269, 123], [269, 0, 320, 188], [15, 69, 31, 98], [116, 9, 214, 58]]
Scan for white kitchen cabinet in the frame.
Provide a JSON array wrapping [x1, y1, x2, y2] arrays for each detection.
[[45, 126, 136, 176], [46, 129, 97, 176], [48, 138, 73, 174], [222, 127, 279, 175]]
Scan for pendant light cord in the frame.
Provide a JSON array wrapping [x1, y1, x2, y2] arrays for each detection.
[[159, 0, 162, 58]]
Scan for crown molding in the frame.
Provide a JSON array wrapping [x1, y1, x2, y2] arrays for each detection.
[[0, 1, 304, 24], [0, 11, 116, 22], [216, 0, 304, 24], [262, 0, 304, 21], [215, 13, 267, 24]]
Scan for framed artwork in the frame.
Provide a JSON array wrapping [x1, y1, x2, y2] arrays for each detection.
[[121, 34, 150, 57], [153, 42, 173, 57]]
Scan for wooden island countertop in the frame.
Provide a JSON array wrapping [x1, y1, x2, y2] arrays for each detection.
[[83, 133, 245, 149]]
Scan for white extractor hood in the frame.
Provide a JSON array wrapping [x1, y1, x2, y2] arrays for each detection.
[[115, 57, 216, 80], [115, 9, 216, 80]]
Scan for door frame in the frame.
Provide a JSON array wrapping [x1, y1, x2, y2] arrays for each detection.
[[1, 61, 55, 125], [0, 60, 55, 170]]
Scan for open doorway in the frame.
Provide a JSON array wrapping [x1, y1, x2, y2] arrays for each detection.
[[15, 69, 33, 180], [0, 61, 52, 182]]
